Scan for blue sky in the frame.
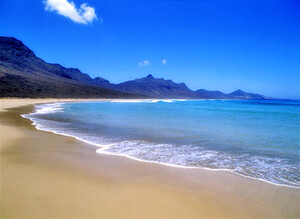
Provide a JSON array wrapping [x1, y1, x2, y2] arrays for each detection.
[[0, 0, 299, 99]]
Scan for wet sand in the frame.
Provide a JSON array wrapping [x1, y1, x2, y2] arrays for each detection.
[[1, 99, 299, 218]]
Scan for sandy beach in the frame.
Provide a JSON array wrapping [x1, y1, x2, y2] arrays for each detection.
[[0, 99, 299, 218]]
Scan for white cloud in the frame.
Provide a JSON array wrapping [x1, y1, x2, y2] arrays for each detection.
[[162, 59, 167, 65], [138, 60, 150, 67], [44, 0, 98, 24]]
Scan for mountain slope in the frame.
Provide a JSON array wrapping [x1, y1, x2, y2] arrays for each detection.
[[112, 76, 269, 99], [228, 89, 268, 99], [195, 89, 229, 99], [113, 74, 199, 98], [195, 89, 268, 99], [0, 36, 272, 99], [0, 37, 140, 98]]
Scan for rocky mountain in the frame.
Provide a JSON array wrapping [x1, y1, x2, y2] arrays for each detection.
[[194, 89, 268, 99], [195, 89, 228, 99], [0, 36, 271, 99], [111, 76, 268, 99], [113, 74, 199, 98], [228, 89, 267, 99], [0, 37, 140, 98]]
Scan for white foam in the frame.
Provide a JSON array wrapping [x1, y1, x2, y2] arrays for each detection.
[[109, 99, 189, 103], [27, 103, 64, 115], [21, 102, 300, 189]]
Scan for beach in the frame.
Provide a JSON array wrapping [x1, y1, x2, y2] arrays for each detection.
[[1, 99, 299, 218]]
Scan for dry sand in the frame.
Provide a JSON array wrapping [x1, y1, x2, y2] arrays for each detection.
[[0, 99, 299, 218]]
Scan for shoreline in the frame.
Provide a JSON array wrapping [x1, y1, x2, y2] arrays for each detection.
[[1, 99, 300, 218], [24, 100, 299, 189]]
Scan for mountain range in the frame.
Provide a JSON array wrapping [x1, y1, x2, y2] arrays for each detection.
[[0, 36, 271, 99]]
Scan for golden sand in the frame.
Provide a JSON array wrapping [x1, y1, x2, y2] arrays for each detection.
[[0, 99, 299, 218]]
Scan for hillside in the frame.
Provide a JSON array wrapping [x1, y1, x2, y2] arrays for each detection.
[[0, 37, 139, 98], [0, 36, 270, 99]]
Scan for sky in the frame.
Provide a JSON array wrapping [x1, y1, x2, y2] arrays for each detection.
[[0, 0, 299, 99]]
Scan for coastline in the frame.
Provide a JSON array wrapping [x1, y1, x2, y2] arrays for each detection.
[[1, 99, 299, 218], [22, 99, 300, 189]]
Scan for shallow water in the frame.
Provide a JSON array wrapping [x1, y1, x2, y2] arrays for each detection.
[[23, 99, 300, 187]]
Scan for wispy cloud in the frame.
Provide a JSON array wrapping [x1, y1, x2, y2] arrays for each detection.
[[138, 60, 150, 67], [162, 59, 167, 65], [44, 0, 98, 24]]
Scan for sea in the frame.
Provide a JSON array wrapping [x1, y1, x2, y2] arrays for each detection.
[[22, 99, 300, 188]]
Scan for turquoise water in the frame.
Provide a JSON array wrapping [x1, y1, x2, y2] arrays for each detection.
[[23, 99, 300, 187]]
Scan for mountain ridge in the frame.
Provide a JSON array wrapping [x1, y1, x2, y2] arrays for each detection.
[[0, 36, 272, 99], [0, 36, 141, 98]]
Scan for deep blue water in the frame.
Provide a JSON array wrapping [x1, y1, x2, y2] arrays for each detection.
[[23, 99, 300, 187]]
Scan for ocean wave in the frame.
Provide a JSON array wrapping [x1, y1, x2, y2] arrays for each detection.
[[27, 103, 64, 115], [110, 99, 188, 103], [97, 140, 300, 188], [21, 102, 300, 189]]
